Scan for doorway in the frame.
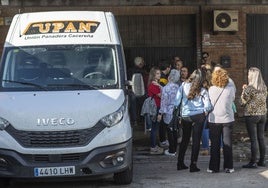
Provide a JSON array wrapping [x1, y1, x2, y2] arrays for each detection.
[[247, 14, 268, 84], [116, 14, 197, 73]]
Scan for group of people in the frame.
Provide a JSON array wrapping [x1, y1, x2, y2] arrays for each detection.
[[129, 52, 267, 173]]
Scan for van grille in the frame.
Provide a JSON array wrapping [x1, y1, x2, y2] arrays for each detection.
[[23, 153, 89, 163], [6, 122, 106, 148]]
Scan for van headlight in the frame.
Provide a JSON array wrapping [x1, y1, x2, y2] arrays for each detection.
[[100, 103, 126, 127], [0, 117, 10, 130]]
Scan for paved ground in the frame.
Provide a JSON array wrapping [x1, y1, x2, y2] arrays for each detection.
[[129, 117, 268, 188], [133, 117, 268, 163]]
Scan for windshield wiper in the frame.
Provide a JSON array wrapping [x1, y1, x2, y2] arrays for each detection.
[[47, 83, 96, 90], [2, 80, 48, 91]]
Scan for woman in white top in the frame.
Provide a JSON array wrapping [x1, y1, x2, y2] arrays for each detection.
[[207, 68, 236, 173]]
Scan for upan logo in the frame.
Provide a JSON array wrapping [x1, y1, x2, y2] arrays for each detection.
[[37, 118, 75, 126], [23, 20, 100, 35]]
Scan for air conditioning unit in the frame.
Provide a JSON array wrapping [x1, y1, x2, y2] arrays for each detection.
[[213, 10, 238, 32]]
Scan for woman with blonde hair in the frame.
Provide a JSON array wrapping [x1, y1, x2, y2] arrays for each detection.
[[207, 68, 236, 173], [241, 67, 267, 168], [147, 66, 164, 155]]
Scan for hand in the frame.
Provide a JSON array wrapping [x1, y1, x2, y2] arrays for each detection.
[[157, 114, 162, 122], [173, 106, 179, 116]]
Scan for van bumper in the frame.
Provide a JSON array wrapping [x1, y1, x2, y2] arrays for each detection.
[[0, 139, 132, 178]]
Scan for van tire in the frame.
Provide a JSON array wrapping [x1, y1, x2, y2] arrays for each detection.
[[113, 164, 133, 185], [0, 178, 9, 187]]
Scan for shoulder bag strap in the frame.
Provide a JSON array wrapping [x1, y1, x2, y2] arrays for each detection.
[[213, 87, 225, 107]]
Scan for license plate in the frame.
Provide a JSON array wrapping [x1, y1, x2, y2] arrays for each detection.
[[34, 166, 75, 177]]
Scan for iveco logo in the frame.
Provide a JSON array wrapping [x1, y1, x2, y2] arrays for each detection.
[[37, 118, 75, 126]]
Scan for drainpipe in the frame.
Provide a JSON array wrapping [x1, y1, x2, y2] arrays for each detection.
[[198, 5, 203, 68]]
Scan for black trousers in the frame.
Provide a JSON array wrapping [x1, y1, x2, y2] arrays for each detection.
[[159, 118, 167, 143], [177, 113, 205, 165], [164, 121, 178, 153], [209, 122, 234, 171]]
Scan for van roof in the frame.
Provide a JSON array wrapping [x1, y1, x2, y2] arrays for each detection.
[[5, 11, 121, 46]]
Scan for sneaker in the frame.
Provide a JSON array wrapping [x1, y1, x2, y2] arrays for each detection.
[[164, 150, 176, 156], [207, 168, 219, 173], [177, 162, 189, 170], [190, 164, 200, 172], [200, 149, 209, 156], [155, 145, 163, 150], [242, 162, 257, 168], [207, 169, 217, 173], [225, 168, 235, 173], [159, 140, 169, 148], [150, 146, 164, 155], [257, 161, 266, 167]]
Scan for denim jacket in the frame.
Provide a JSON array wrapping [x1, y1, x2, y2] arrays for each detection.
[[159, 82, 180, 124], [174, 82, 212, 117]]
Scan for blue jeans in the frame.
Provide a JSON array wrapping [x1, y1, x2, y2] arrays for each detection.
[[150, 108, 160, 148], [150, 120, 159, 148], [245, 115, 266, 163]]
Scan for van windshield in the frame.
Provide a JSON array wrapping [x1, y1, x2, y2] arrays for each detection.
[[1, 45, 118, 91]]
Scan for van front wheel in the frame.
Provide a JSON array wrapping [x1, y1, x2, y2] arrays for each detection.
[[113, 164, 133, 185]]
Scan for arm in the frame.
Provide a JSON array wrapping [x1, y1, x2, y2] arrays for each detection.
[[202, 89, 213, 114], [174, 85, 183, 107], [159, 87, 167, 114], [240, 86, 254, 106]]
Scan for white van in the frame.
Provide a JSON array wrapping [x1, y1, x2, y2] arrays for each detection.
[[0, 11, 144, 185]]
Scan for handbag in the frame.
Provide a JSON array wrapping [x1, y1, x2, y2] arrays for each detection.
[[167, 108, 180, 129], [167, 87, 184, 134], [168, 107, 183, 143]]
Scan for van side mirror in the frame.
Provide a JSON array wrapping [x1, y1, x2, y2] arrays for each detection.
[[129, 73, 145, 97]]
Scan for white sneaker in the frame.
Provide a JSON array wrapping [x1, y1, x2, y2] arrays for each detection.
[[150, 146, 164, 155], [207, 168, 219, 173], [159, 140, 169, 148], [207, 169, 214, 173], [164, 150, 176, 156], [225, 168, 235, 173]]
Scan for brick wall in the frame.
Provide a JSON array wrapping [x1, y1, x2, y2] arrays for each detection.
[[201, 5, 268, 115], [201, 6, 246, 111]]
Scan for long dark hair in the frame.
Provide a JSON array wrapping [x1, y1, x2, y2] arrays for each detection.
[[187, 69, 206, 100]]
